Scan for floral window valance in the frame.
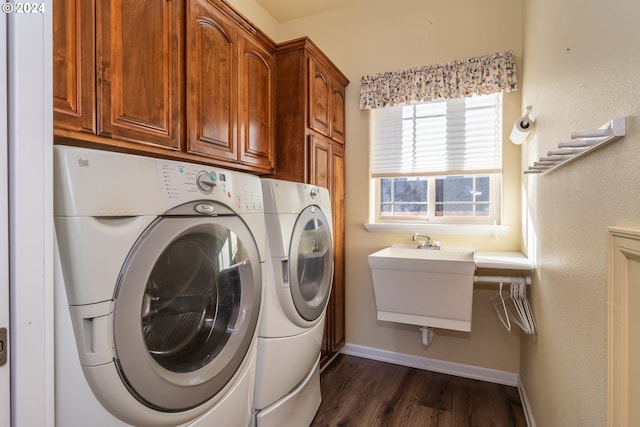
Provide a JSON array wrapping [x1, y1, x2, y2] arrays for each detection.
[[359, 51, 517, 109]]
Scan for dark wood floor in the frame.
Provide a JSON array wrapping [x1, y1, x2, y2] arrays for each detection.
[[311, 355, 527, 427]]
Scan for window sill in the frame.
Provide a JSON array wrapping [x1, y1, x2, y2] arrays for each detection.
[[363, 222, 509, 236]]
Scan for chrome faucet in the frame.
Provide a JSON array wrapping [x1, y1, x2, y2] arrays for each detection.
[[411, 233, 440, 249], [411, 232, 431, 248]]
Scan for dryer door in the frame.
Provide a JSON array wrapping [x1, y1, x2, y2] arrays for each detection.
[[111, 209, 261, 412], [288, 205, 333, 321]]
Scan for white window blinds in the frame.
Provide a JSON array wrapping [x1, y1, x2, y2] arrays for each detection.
[[370, 93, 502, 178]]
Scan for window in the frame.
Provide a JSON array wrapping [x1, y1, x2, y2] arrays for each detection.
[[371, 93, 502, 224]]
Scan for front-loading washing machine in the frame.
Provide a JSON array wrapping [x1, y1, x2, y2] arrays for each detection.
[[53, 145, 265, 426], [253, 178, 334, 427]]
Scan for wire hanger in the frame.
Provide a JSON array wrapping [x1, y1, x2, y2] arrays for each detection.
[[491, 282, 511, 331]]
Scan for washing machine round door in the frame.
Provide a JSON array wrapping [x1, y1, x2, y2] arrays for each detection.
[[288, 205, 333, 321], [111, 204, 261, 412]]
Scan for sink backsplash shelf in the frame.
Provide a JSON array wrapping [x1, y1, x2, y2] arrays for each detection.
[[525, 117, 626, 175]]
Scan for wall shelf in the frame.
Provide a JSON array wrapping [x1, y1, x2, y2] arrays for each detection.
[[525, 117, 626, 175]]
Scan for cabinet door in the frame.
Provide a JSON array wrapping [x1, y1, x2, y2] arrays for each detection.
[[97, 0, 183, 150], [308, 59, 331, 138], [330, 81, 346, 144], [53, 0, 95, 133], [315, 140, 345, 364], [186, 0, 238, 162], [330, 144, 345, 351], [238, 36, 275, 172], [308, 134, 330, 189]]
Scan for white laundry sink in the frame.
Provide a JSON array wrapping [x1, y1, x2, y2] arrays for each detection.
[[369, 244, 475, 271], [368, 245, 476, 332]]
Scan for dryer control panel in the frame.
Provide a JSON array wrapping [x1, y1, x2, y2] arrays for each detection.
[[156, 160, 263, 214], [297, 183, 331, 211]]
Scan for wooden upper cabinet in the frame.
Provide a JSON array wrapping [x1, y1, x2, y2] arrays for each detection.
[[238, 36, 275, 172], [309, 57, 346, 144], [52, 0, 95, 133], [330, 81, 346, 144], [274, 37, 348, 182], [96, 0, 184, 150], [53, 0, 276, 173], [186, 0, 238, 162], [187, 0, 275, 173], [309, 59, 331, 138]]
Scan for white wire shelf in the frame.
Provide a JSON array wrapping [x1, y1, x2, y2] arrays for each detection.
[[524, 117, 626, 175]]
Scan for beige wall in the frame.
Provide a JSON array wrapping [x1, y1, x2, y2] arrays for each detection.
[[521, 0, 640, 426], [229, 0, 640, 424], [228, 0, 525, 373], [224, 0, 279, 38]]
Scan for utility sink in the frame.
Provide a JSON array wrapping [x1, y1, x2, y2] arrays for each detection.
[[369, 244, 475, 272], [368, 245, 476, 332]]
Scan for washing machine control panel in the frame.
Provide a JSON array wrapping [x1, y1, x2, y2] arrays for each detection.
[[156, 160, 263, 213], [157, 161, 232, 204]]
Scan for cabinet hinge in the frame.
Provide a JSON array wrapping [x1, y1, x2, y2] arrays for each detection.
[[0, 327, 6, 366]]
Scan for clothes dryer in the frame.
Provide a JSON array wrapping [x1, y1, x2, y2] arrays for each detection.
[[253, 178, 334, 427], [54, 146, 265, 426]]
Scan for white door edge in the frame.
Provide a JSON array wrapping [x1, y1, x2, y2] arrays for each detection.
[[7, 4, 55, 427], [1, 9, 10, 427]]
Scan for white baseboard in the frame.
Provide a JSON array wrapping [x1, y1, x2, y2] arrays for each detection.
[[340, 343, 536, 426], [340, 343, 519, 386], [517, 377, 536, 427]]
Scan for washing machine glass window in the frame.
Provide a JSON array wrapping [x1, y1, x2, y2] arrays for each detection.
[[143, 230, 240, 373], [111, 202, 262, 412], [289, 205, 333, 321]]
